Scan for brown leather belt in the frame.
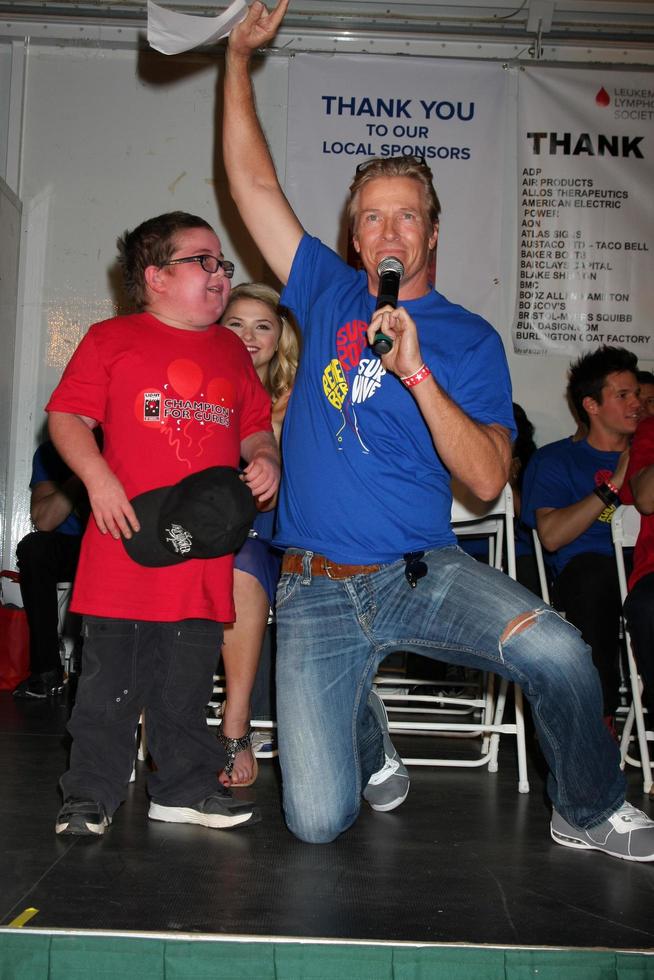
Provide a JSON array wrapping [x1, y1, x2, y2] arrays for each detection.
[[281, 552, 382, 580]]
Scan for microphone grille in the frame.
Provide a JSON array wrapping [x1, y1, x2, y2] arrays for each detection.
[[377, 256, 404, 278]]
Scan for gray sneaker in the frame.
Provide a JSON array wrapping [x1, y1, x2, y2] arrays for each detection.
[[363, 689, 410, 812], [149, 786, 260, 830], [551, 802, 654, 862]]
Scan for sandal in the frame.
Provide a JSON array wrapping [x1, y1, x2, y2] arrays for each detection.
[[217, 727, 259, 787]]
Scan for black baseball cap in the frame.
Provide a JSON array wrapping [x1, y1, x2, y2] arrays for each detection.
[[123, 466, 256, 567]]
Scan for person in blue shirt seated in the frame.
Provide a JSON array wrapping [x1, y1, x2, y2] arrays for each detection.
[[13, 440, 89, 698], [521, 346, 641, 735]]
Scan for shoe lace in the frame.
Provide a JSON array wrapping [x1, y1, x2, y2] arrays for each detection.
[[367, 753, 401, 786], [612, 802, 654, 829]]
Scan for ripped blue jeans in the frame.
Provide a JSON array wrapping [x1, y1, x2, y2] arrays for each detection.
[[275, 546, 625, 843]]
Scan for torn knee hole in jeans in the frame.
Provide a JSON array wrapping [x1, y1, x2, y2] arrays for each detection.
[[500, 609, 542, 646]]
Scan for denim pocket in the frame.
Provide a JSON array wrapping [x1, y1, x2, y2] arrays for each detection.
[[276, 571, 303, 610]]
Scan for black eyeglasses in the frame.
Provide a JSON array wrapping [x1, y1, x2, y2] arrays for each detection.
[[403, 551, 428, 589], [162, 254, 235, 278], [356, 154, 432, 174]]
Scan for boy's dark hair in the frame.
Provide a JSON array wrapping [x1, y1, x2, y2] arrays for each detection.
[[117, 211, 214, 310], [567, 345, 638, 427], [637, 369, 654, 386]]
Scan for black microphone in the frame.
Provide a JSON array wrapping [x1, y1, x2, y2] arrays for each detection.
[[372, 256, 404, 356]]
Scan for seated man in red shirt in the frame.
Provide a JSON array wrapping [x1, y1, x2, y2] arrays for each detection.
[[620, 415, 654, 738]]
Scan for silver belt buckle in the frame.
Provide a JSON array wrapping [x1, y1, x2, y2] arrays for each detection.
[[322, 557, 337, 579]]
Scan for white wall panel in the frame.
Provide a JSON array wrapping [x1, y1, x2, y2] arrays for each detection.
[[0, 43, 13, 183], [0, 178, 21, 568], [3, 37, 651, 557], [19, 45, 288, 439]]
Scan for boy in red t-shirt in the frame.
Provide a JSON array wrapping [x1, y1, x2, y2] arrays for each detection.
[[47, 211, 279, 837]]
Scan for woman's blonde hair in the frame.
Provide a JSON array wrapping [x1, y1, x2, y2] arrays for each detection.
[[223, 283, 300, 403]]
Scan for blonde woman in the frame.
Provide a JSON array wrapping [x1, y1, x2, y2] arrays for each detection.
[[219, 283, 300, 786]]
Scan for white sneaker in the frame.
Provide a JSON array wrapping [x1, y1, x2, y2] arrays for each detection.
[[251, 729, 276, 756], [149, 788, 260, 830]]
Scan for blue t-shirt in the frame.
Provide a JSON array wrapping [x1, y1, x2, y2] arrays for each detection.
[[30, 441, 83, 536], [520, 437, 620, 576], [275, 235, 515, 564]]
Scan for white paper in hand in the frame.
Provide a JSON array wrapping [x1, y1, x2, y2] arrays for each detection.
[[147, 0, 248, 55]]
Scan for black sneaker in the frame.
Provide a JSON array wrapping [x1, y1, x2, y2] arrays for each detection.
[[148, 785, 261, 830], [13, 668, 65, 700], [55, 798, 110, 837]]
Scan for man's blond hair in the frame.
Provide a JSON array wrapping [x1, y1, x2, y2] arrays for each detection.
[[347, 156, 441, 232]]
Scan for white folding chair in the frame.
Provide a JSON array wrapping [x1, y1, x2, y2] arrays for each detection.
[[56, 581, 76, 675], [531, 529, 552, 604], [377, 483, 530, 793], [611, 505, 653, 793]]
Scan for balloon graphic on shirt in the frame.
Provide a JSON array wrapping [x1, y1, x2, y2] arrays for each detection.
[[131, 359, 230, 466], [206, 376, 236, 409], [322, 358, 371, 454], [167, 359, 203, 400], [322, 359, 348, 410], [322, 358, 368, 453]]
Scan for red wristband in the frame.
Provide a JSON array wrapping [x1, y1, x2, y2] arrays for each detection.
[[401, 364, 431, 388]]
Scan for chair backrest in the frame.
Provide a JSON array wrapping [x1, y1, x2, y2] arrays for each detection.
[[450, 481, 516, 580], [611, 504, 641, 602], [531, 528, 551, 604]]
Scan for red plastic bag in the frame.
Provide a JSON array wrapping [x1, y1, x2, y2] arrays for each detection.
[[0, 571, 30, 691]]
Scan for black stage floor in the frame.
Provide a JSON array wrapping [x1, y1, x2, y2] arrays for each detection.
[[2, 690, 654, 951]]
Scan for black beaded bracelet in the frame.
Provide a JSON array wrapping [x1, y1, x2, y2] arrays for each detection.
[[594, 483, 619, 507]]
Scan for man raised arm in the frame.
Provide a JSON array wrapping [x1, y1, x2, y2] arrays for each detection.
[[224, 1, 509, 499], [223, 0, 302, 284]]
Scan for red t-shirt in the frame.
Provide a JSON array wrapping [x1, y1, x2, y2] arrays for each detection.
[[46, 312, 272, 622], [621, 415, 654, 591]]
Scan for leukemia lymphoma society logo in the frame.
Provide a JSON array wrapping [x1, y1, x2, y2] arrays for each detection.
[[595, 84, 654, 121]]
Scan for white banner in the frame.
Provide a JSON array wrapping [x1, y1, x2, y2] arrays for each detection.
[[513, 68, 654, 358], [286, 54, 508, 327]]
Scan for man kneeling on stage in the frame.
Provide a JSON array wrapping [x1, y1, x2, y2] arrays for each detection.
[[219, 0, 654, 862]]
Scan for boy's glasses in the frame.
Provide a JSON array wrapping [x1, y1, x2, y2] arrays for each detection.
[[403, 551, 428, 589], [162, 254, 235, 278]]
